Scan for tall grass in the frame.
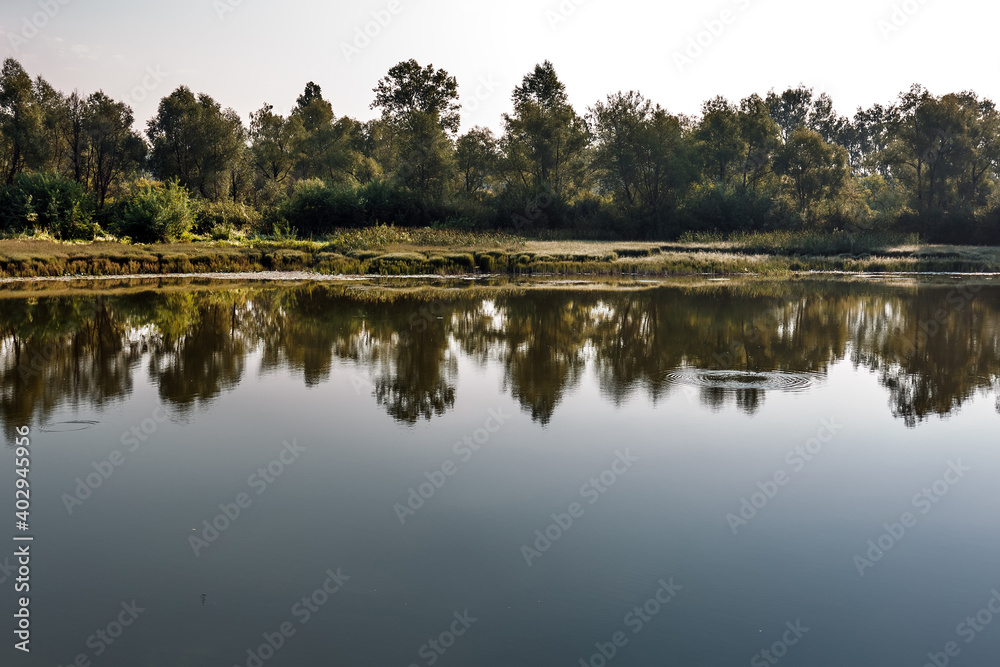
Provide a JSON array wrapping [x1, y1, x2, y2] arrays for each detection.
[[679, 230, 921, 254]]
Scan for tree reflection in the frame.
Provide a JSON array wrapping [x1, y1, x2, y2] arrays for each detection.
[[0, 280, 998, 434]]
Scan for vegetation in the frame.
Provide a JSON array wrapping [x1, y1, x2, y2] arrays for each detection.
[[1, 56, 999, 253], [0, 230, 998, 279], [2, 280, 998, 429]]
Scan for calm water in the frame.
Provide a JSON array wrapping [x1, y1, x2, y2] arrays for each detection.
[[2, 277, 999, 667]]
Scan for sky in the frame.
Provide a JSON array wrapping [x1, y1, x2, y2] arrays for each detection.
[[2, 0, 999, 134]]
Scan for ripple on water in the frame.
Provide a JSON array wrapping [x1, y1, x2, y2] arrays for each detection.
[[663, 368, 822, 393], [38, 420, 100, 433]]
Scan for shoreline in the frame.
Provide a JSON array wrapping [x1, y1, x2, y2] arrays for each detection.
[[1, 238, 999, 280]]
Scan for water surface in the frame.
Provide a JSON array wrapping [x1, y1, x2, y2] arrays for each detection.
[[2, 277, 998, 666]]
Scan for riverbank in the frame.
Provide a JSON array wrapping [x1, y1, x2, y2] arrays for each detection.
[[0, 233, 998, 279]]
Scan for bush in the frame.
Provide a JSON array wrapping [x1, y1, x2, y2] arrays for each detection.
[[897, 209, 1000, 246], [360, 179, 448, 227], [193, 200, 262, 236], [0, 172, 97, 240], [103, 179, 195, 242], [680, 184, 797, 236], [279, 179, 365, 236]]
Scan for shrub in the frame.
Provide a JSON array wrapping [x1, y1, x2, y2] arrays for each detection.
[[327, 223, 412, 251], [680, 184, 797, 236], [279, 179, 365, 236], [103, 179, 195, 243], [0, 172, 97, 240], [194, 200, 262, 235]]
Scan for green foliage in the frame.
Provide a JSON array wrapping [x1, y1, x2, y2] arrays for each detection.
[[590, 91, 699, 237], [681, 183, 795, 235], [773, 128, 851, 225], [501, 61, 591, 202], [723, 229, 916, 255], [147, 87, 245, 200], [327, 223, 412, 250], [0, 172, 97, 239], [194, 199, 262, 235], [4, 56, 1000, 245], [372, 60, 462, 134], [104, 179, 195, 242], [279, 178, 365, 235]]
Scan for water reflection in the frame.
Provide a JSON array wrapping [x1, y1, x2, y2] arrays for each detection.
[[1, 279, 997, 433]]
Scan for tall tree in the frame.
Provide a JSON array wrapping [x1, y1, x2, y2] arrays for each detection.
[[0, 58, 42, 184], [737, 94, 781, 190], [500, 61, 589, 200], [84, 92, 146, 208], [696, 96, 743, 185], [590, 91, 698, 234], [63, 91, 88, 184], [774, 127, 850, 223], [249, 103, 300, 186], [290, 83, 359, 184], [371, 60, 461, 134], [33, 76, 69, 175], [147, 86, 245, 200], [455, 126, 497, 196], [885, 87, 1000, 216]]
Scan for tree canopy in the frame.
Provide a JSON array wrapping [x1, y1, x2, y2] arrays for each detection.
[[1, 56, 999, 244]]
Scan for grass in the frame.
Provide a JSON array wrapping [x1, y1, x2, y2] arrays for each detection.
[[0, 229, 999, 279]]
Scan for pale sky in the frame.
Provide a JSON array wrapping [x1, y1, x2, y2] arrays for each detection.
[[2, 0, 998, 134]]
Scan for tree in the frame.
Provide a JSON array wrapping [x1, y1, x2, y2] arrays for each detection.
[[809, 92, 850, 147], [0, 58, 42, 184], [290, 83, 359, 184], [63, 91, 88, 184], [147, 87, 246, 200], [589, 91, 697, 234], [393, 110, 455, 197], [849, 103, 895, 176], [372, 60, 461, 134], [766, 85, 814, 141], [455, 127, 497, 196], [33, 76, 69, 175], [500, 61, 589, 202], [774, 128, 850, 223], [737, 94, 781, 190], [885, 87, 1000, 218], [249, 103, 300, 186], [84, 92, 146, 208], [696, 96, 742, 185]]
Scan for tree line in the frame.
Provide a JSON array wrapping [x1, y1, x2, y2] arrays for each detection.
[[1, 56, 999, 243], [2, 283, 996, 431]]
